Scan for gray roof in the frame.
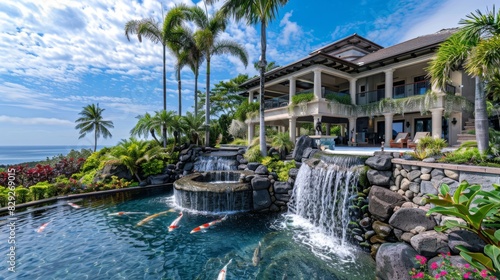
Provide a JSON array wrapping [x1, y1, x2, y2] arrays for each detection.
[[354, 28, 457, 66]]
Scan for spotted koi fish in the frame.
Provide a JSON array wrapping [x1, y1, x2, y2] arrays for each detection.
[[217, 259, 232, 280], [136, 210, 174, 226], [190, 216, 227, 234], [168, 212, 183, 232]]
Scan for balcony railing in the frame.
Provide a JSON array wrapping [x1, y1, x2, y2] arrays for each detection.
[[264, 95, 289, 109], [357, 80, 457, 105], [356, 89, 385, 105]]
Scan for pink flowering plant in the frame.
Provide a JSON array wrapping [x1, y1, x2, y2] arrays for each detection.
[[409, 253, 498, 279], [426, 181, 500, 277]]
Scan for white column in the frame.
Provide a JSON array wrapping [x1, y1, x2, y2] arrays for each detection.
[[248, 90, 254, 103], [289, 76, 296, 103], [430, 108, 444, 139], [247, 122, 254, 146], [348, 117, 356, 143], [384, 113, 394, 146], [313, 69, 322, 100], [349, 78, 357, 105], [385, 69, 394, 99], [289, 117, 297, 144]]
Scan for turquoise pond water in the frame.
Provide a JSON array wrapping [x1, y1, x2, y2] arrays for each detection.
[[0, 188, 375, 279]]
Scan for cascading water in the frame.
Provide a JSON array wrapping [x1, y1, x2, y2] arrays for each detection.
[[288, 156, 363, 246], [193, 155, 238, 171]]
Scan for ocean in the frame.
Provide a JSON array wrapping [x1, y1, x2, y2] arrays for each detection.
[[0, 145, 102, 165]]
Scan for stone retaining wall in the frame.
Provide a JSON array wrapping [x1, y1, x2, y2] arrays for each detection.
[[363, 154, 499, 280]]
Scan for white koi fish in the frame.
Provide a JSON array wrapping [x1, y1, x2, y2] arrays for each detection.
[[190, 216, 227, 234], [252, 241, 261, 266], [136, 210, 174, 226], [67, 202, 81, 209], [217, 259, 232, 280], [168, 212, 183, 232], [108, 212, 148, 216]]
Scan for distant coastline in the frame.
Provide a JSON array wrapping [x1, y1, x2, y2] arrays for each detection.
[[0, 145, 105, 165]]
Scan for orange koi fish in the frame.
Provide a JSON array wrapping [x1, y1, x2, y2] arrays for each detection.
[[168, 212, 183, 232], [108, 212, 148, 216], [217, 259, 232, 280], [36, 219, 53, 233], [190, 216, 227, 234], [136, 209, 174, 226], [67, 202, 81, 209]]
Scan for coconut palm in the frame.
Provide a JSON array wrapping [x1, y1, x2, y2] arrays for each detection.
[[180, 5, 249, 146], [428, 7, 500, 153], [130, 112, 160, 145], [75, 104, 114, 152], [125, 11, 185, 147], [210, 0, 289, 156]]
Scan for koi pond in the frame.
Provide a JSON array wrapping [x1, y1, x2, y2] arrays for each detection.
[[0, 188, 375, 279]]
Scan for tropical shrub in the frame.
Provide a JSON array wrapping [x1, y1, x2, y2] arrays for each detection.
[[229, 138, 247, 146], [426, 181, 500, 277], [30, 181, 52, 200], [261, 156, 295, 181], [244, 145, 263, 162], [410, 136, 447, 160], [409, 253, 496, 279], [325, 93, 351, 105], [141, 159, 165, 177], [14, 187, 30, 203], [291, 92, 314, 105], [107, 138, 168, 182], [234, 100, 259, 121], [271, 132, 294, 160]]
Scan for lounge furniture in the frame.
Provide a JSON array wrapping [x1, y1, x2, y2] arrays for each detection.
[[389, 132, 409, 148], [408, 132, 431, 149]]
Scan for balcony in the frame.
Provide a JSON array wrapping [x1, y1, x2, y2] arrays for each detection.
[[356, 89, 385, 105], [393, 80, 455, 99], [264, 95, 289, 110]]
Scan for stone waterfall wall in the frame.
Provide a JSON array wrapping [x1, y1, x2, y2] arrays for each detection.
[[363, 154, 499, 280]]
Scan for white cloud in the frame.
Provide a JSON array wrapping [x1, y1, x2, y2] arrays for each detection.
[[401, 0, 499, 42], [278, 11, 302, 45], [0, 115, 73, 126]]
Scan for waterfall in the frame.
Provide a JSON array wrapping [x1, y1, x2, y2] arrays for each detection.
[[288, 156, 362, 246], [193, 156, 238, 171]]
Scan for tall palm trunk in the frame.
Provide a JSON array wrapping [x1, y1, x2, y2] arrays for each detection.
[[162, 45, 167, 148], [205, 56, 211, 146], [475, 76, 489, 152], [94, 128, 97, 152], [259, 19, 267, 157], [177, 67, 182, 116], [194, 68, 199, 117]]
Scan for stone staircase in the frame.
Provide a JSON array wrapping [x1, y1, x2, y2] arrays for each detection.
[[455, 118, 476, 146]]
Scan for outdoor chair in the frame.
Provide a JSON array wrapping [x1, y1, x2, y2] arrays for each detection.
[[407, 131, 431, 149], [389, 132, 409, 148]]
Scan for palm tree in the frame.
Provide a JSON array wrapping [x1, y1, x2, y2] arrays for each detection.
[[151, 110, 176, 148], [130, 112, 161, 145], [181, 5, 249, 146], [428, 7, 500, 153], [125, 10, 184, 147], [210, 0, 289, 156], [75, 104, 114, 152], [180, 111, 205, 145]]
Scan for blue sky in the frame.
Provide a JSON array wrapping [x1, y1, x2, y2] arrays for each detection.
[[0, 0, 497, 147]]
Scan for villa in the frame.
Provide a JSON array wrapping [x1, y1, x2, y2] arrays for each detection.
[[241, 28, 474, 147]]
